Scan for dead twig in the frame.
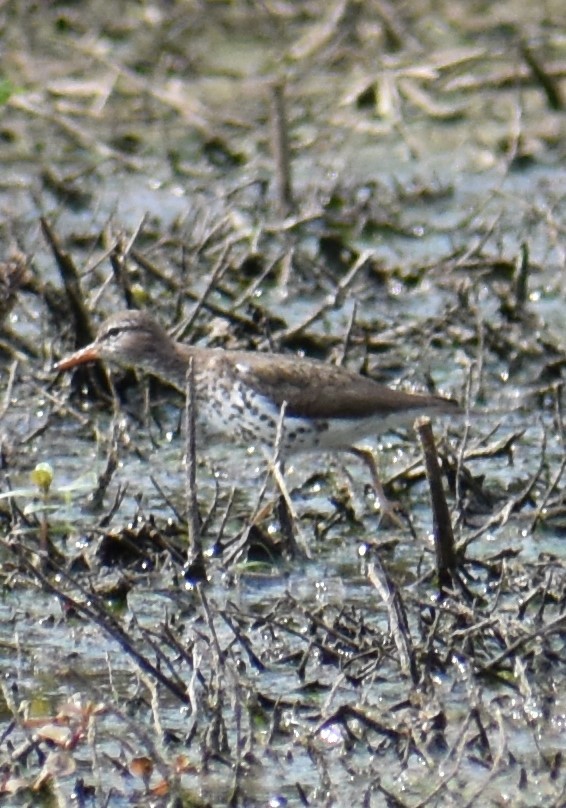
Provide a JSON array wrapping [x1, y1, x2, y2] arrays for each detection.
[[184, 356, 205, 581], [367, 556, 419, 684], [270, 81, 294, 217]]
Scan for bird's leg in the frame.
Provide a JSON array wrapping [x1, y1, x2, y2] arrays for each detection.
[[349, 446, 407, 529]]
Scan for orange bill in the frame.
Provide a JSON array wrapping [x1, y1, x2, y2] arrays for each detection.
[[54, 344, 100, 372]]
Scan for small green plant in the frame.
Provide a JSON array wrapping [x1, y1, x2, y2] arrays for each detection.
[[0, 79, 16, 105], [0, 463, 97, 552]]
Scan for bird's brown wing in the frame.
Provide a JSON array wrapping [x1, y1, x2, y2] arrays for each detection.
[[226, 351, 456, 420]]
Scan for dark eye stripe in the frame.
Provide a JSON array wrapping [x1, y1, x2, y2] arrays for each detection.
[[102, 323, 144, 341]]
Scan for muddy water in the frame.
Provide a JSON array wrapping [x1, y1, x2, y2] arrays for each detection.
[[0, 1, 564, 805]]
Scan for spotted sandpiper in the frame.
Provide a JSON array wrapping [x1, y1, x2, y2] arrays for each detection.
[[55, 309, 460, 515]]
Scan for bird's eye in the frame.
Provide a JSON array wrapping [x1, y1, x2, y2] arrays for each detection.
[[104, 327, 122, 340]]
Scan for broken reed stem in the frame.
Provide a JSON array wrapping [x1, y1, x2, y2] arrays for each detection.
[[270, 81, 294, 217], [185, 356, 206, 580], [40, 217, 94, 346], [520, 42, 563, 110], [513, 241, 530, 309], [89, 417, 120, 513], [415, 417, 456, 588], [367, 556, 418, 684], [109, 239, 134, 310]]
